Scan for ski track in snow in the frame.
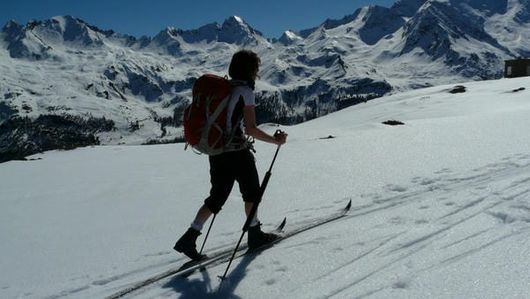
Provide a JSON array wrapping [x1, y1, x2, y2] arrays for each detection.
[[119, 153, 530, 298], [42, 240, 241, 299], [318, 154, 530, 298]]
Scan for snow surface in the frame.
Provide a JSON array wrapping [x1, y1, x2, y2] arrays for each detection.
[[1, 77, 530, 298]]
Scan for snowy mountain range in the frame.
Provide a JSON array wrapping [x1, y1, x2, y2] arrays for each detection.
[[1, 0, 530, 161]]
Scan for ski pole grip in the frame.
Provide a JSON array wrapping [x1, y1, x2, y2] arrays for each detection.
[[274, 129, 286, 148]]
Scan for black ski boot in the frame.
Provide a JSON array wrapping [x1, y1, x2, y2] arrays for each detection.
[[247, 223, 280, 250], [174, 228, 206, 261]]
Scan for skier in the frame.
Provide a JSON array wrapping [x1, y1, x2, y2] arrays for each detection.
[[174, 49, 288, 261]]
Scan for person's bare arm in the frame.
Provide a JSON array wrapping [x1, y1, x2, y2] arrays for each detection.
[[243, 106, 287, 145]]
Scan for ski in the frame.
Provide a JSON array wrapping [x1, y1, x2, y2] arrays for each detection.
[[105, 218, 287, 299], [277, 199, 351, 240], [217, 199, 353, 281], [106, 200, 351, 299], [194, 200, 352, 281]]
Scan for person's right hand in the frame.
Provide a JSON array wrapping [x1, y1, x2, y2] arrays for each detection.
[[273, 130, 288, 145]]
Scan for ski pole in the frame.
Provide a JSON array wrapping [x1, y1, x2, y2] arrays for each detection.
[[219, 132, 283, 284], [199, 214, 216, 254]]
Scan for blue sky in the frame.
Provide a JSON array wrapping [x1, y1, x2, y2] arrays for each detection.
[[2, 0, 395, 38]]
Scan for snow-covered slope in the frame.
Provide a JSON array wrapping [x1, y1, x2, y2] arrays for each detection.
[[2, 0, 530, 162], [1, 77, 529, 298]]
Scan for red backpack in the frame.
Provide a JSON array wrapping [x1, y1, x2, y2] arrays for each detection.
[[183, 74, 235, 155]]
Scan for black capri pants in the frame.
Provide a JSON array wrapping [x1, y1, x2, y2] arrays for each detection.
[[204, 149, 260, 214]]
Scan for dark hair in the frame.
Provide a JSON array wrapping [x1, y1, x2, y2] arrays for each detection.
[[228, 50, 260, 89]]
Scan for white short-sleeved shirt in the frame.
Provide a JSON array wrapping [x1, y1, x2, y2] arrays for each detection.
[[226, 85, 255, 134]]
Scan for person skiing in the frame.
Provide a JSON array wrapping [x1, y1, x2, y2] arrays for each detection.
[[174, 49, 288, 261]]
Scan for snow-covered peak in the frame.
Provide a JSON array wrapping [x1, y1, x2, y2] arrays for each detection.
[[231, 15, 245, 25], [1, 15, 113, 59], [399, 1, 475, 58], [44, 15, 109, 45], [219, 15, 263, 44], [357, 5, 405, 45], [145, 15, 263, 46], [321, 10, 363, 31], [296, 5, 403, 45], [147, 27, 184, 55], [298, 9, 363, 38], [278, 30, 303, 45], [153, 26, 180, 40], [178, 22, 220, 43]]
